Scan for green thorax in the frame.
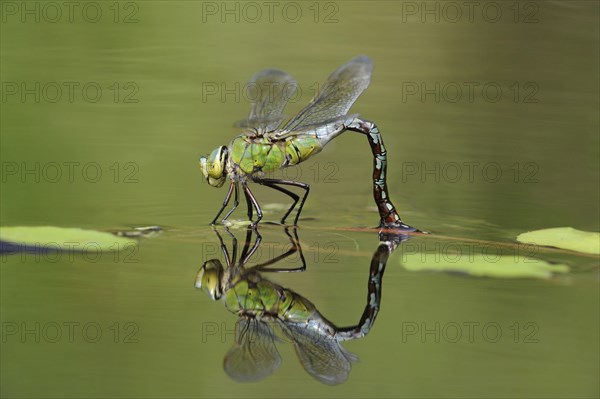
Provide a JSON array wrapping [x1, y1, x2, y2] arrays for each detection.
[[228, 134, 322, 177], [222, 272, 315, 323]]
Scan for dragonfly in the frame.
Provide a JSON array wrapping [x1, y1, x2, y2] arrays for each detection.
[[199, 55, 416, 230], [195, 226, 410, 385]]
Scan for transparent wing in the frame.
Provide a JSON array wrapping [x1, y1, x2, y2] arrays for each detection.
[[281, 322, 358, 386], [280, 56, 372, 133], [223, 318, 282, 383], [242, 69, 297, 134]]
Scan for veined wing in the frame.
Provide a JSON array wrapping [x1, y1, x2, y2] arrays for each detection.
[[280, 56, 373, 133], [241, 69, 297, 134], [223, 318, 282, 383], [281, 322, 358, 386]]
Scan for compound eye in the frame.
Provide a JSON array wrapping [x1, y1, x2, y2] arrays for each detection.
[[219, 146, 228, 162], [207, 147, 227, 179], [210, 161, 222, 177], [215, 146, 228, 175]]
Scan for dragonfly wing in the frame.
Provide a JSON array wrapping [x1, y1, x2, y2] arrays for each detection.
[[268, 115, 355, 141], [244, 69, 297, 134], [223, 318, 282, 383], [282, 322, 358, 386], [280, 56, 372, 133]]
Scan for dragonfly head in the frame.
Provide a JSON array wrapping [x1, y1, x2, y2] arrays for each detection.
[[195, 259, 224, 300], [200, 146, 228, 188]]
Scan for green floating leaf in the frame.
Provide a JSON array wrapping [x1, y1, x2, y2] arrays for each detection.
[[516, 227, 600, 255], [114, 225, 163, 238], [401, 253, 569, 279], [0, 226, 136, 251], [222, 220, 252, 229]]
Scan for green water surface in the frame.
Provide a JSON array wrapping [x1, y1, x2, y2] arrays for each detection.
[[1, 1, 598, 398]]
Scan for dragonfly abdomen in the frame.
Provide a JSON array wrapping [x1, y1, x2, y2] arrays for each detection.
[[280, 291, 315, 322], [280, 119, 350, 167], [282, 136, 323, 167]]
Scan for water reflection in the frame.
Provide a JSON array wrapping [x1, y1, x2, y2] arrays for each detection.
[[196, 227, 410, 385]]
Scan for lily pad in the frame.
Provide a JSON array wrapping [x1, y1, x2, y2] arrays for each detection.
[[222, 220, 253, 229], [401, 252, 569, 279], [114, 225, 163, 238], [0, 226, 137, 252], [516, 227, 600, 255]]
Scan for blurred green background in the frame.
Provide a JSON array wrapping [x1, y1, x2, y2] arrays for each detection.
[[1, 1, 598, 398]]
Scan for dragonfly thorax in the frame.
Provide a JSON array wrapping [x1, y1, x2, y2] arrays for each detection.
[[227, 134, 324, 180]]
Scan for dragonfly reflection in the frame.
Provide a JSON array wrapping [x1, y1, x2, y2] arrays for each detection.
[[195, 227, 409, 385]]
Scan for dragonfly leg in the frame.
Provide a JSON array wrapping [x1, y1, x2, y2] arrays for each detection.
[[222, 181, 239, 222], [244, 186, 253, 221], [346, 118, 418, 231], [253, 227, 306, 272], [255, 178, 309, 225], [239, 226, 262, 264], [212, 226, 234, 265], [242, 182, 263, 227], [210, 181, 235, 225], [256, 179, 298, 224]]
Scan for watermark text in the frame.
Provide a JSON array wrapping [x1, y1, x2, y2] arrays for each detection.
[[1, 1, 139, 23], [1, 81, 140, 103], [2, 162, 140, 184], [1, 321, 139, 343], [201, 1, 339, 23]]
